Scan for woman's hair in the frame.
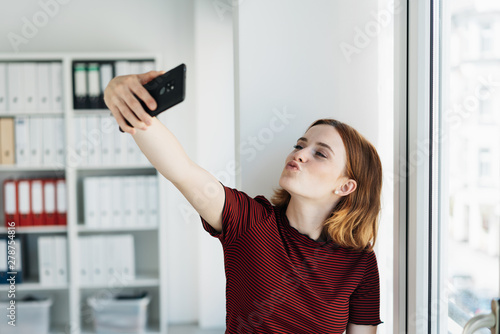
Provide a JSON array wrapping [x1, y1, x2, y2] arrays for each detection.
[[271, 118, 382, 252]]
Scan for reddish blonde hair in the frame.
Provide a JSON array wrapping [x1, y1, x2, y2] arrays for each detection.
[[271, 119, 382, 252]]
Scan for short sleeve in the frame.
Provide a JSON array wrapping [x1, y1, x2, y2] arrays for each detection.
[[348, 250, 383, 326], [200, 184, 271, 246]]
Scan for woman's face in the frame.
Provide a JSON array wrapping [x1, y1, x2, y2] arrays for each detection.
[[279, 124, 349, 204]]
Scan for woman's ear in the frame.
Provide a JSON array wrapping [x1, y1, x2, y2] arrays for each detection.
[[335, 179, 357, 196]]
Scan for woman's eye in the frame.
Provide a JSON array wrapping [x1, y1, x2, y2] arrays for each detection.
[[293, 144, 303, 150], [316, 151, 327, 158]]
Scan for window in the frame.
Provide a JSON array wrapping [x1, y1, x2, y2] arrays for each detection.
[[404, 1, 499, 333], [442, 0, 499, 332]]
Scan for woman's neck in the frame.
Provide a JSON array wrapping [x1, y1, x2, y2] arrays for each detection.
[[285, 196, 338, 241]]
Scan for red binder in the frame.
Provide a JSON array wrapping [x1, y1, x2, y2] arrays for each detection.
[[18, 179, 33, 227], [42, 179, 57, 226], [55, 178, 67, 226], [3, 179, 19, 227], [31, 179, 44, 226]]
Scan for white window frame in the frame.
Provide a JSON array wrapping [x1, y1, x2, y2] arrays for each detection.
[[394, 0, 443, 333]]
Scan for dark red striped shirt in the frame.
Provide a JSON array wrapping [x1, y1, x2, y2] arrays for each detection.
[[201, 185, 382, 333]]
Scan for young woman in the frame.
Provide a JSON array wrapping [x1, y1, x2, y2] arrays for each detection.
[[105, 71, 383, 334]]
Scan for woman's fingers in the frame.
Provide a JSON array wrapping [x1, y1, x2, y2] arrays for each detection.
[[116, 98, 148, 132], [104, 71, 167, 133], [109, 105, 135, 135], [128, 81, 155, 125]]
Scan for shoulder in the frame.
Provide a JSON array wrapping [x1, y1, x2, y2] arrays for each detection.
[[224, 185, 275, 209], [336, 247, 378, 267]]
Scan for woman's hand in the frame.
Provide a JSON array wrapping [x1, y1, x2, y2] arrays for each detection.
[[104, 71, 165, 135]]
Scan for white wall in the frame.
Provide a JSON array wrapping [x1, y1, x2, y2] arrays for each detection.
[[193, 0, 234, 328], [236, 0, 386, 198]]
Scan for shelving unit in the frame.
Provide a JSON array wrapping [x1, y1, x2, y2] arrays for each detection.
[[0, 52, 168, 334]]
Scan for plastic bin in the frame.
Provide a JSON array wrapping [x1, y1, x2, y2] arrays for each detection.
[[0, 297, 52, 334], [87, 292, 150, 333]]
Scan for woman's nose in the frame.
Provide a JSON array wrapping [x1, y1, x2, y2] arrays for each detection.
[[293, 149, 308, 163]]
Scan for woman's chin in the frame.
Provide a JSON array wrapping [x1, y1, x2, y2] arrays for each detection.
[[279, 176, 297, 195]]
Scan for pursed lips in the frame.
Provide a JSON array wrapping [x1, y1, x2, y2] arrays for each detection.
[[286, 161, 301, 171]]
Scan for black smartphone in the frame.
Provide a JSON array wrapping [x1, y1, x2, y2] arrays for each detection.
[[119, 63, 186, 132]]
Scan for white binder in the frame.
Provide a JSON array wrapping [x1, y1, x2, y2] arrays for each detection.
[[13, 238, 23, 277], [122, 177, 137, 226], [113, 124, 127, 165], [0, 63, 7, 111], [73, 116, 82, 166], [103, 235, 120, 284], [38, 236, 55, 285], [90, 235, 106, 285], [23, 62, 38, 112], [29, 116, 43, 166], [141, 61, 155, 73], [146, 176, 158, 227], [100, 115, 114, 166], [86, 116, 101, 166], [54, 116, 65, 167], [110, 177, 122, 227], [128, 61, 142, 75], [14, 116, 30, 166], [135, 176, 147, 225], [78, 236, 91, 285], [7, 63, 24, 113], [119, 234, 135, 281], [41, 116, 56, 166], [84, 177, 100, 227], [36, 62, 52, 112], [74, 116, 89, 167], [99, 177, 112, 227], [99, 63, 114, 97], [54, 236, 67, 285], [50, 62, 63, 112], [114, 61, 131, 76]]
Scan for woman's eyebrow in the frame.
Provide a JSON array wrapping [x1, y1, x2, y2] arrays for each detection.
[[297, 137, 335, 155]]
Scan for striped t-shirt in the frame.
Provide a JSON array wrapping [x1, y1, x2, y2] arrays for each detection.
[[201, 185, 382, 333]]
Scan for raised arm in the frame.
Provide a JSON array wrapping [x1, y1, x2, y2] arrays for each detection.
[[104, 71, 224, 231]]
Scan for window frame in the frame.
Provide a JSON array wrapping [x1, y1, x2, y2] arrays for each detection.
[[395, 0, 442, 333]]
